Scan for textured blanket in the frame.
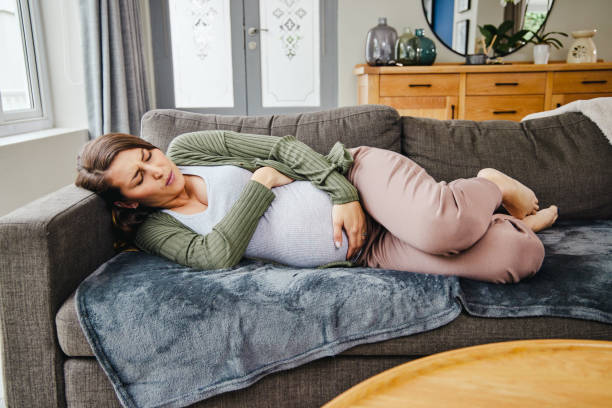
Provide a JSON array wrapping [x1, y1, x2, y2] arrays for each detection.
[[522, 97, 612, 145], [76, 219, 612, 408]]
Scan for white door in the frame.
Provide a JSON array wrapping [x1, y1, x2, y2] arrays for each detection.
[[150, 0, 337, 115]]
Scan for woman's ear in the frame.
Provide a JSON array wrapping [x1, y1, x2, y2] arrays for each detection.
[[114, 200, 139, 209]]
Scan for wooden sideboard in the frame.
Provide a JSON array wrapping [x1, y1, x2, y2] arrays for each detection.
[[354, 61, 612, 121]]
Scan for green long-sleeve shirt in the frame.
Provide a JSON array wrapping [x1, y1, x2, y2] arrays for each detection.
[[134, 130, 361, 270]]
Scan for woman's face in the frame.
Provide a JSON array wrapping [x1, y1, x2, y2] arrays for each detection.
[[105, 147, 185, 208]]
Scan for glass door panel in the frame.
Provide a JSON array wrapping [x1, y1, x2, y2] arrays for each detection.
[[245, 0, 337, 115], [168, 0, 234, 108], [259, 0, 320, 107]]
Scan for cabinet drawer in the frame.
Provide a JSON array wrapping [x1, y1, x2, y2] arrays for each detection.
[[553, 71, 612, 93], [379, 96, 458, 120], [551, 92, 612, 109], [465, 96, 544, 121], [380, 74, 459, 96], [466, 73, 546, 95]]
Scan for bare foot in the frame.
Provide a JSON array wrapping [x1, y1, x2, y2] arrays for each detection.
[[477, 168, 539, 219], [522, 205, 558, 233]]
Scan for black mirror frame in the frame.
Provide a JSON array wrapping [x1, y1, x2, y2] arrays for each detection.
[[420, 0, 556, 58]]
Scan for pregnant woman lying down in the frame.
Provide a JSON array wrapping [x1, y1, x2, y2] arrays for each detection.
[[75, 130, 558, 284]]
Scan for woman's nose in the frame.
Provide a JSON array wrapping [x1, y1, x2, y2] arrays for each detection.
[[144, 164, 163, 179]]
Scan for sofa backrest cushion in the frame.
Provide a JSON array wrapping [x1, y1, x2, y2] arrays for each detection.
[[140, 104, 401, 155], [401, 112, 612, 220]]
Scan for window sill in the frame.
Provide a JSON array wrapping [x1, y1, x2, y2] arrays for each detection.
[[0, 127, 88, 147]]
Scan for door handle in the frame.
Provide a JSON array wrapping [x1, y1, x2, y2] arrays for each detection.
[[248, 27, 269, 36], [493, 110, 517, 114]]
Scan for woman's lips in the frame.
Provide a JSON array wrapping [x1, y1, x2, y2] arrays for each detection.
[[166, 171, 174, 186]]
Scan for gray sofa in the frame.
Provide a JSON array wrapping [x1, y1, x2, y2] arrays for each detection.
[[1, 104, 611, 407]]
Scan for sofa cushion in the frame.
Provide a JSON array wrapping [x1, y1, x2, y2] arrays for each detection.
[[57, 291, 612, 358], [401, 112, 612, 220], [140, 104, 401, 155]]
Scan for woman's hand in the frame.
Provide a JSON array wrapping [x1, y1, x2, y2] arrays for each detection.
[[251, 166, 295, 189], [332, 201, 367, 260]]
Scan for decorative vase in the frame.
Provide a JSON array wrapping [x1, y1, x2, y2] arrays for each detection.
[[395, 27, 415, 65], [533, 44, 550, 64], [567, 29, 598, 63], [406, 28, 436, 65], [365, 17, 398, 66]]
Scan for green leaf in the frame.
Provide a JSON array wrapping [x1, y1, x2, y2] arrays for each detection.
[[543, 31, 568, 38], [498, 20, 514, 35], [547, 38, 563, 49], [482, 24, 497, 36], [509, 29, 530, 45]]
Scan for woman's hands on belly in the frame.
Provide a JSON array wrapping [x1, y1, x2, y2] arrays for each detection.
[[332, 201, 367, 260], [251, 166, 295, 189]]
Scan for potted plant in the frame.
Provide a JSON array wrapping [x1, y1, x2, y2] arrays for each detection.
[[478, 20, 529, 58], [525, 30, 568, 64]]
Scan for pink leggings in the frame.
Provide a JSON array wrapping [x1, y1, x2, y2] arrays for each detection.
[[346, 146, 545, 284]]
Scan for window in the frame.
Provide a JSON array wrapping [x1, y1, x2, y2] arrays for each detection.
[[0, 0, 52, 137]]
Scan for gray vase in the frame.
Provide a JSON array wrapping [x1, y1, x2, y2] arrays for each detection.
[[365, 17, 398, 66]]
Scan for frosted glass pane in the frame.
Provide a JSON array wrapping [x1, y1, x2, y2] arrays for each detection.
[[260, 0, 320, 107], [168, 0, 234, 108]]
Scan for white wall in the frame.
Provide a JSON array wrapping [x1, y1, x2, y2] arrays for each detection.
[[0, 129, 88, 216], [338, 0, 612, 107]]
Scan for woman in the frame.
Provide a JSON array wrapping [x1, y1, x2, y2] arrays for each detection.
[[76, 130, 558, 284]]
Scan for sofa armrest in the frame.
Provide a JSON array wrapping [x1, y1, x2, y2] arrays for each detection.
[[0, 184, 116, 407]]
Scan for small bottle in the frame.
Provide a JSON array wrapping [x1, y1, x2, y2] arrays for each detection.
[[407, 28, 437, 65], [365, 17, 398, 66], [396, 27, 416, 65]]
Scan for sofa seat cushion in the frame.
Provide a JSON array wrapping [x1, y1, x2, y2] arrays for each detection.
[[401, 112, 612, 220], [56, 292, 612, 358]]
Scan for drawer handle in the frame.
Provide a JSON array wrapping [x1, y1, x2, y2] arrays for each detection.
[[495, 82, 519, 86], [409, 84, 432, 87], [581, 80, 607, 84], [493, 110, 517, 115]]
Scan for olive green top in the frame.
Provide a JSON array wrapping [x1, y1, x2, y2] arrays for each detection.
[[134, 130, 361, 270]]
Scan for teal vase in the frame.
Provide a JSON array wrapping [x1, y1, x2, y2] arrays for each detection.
[[407, 28, 437, 65], [395, 27, 416, 65]]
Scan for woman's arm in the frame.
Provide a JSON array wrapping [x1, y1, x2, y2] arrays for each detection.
[[134, 180, 275, 270], [166, 130, 359, 205]]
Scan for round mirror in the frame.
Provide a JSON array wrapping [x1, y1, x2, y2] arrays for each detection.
[[421, 0, 555, 57]]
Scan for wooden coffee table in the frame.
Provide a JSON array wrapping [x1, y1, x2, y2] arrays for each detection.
[[322, 339, 612, 407]]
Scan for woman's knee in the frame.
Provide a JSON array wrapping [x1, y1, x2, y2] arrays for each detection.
[[488, 217, 545, 284]]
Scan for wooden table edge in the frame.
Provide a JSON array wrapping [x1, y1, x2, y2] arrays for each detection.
[[321, 339, 612, 408]]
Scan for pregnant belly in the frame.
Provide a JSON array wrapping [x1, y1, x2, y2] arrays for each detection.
[[245, 181, 350, 267]]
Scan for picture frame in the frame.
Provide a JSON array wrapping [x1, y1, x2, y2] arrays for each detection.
[[455, 19, 470, 55], [457, 0, 471, 13]]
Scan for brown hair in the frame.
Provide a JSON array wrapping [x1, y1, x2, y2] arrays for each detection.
[[75, 133, 159, 246]]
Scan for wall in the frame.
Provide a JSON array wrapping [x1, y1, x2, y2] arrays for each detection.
[[338, 0, 612, 107], [0, 129, 88, 216]]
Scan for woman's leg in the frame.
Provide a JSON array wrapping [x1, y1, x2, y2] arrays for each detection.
[[365, 213, 545, 284], [347, 146, 503, 256]]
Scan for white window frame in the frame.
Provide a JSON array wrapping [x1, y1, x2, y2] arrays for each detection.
[[0, 0, 53, 137]]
